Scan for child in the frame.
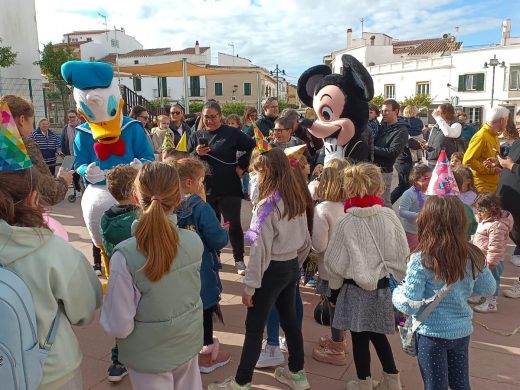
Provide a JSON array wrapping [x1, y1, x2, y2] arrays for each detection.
[[452, 169, 478, 238], [308, 158, 349, 201], [454, 166, 478, 206], [393, 196, 496, 390], [403, 105, 424, 163], [0, 167, 101, 389], [150, 115, 174, 156], [310, 159, 350, 366], [450, 151, 464, 169], [325, 163, 408, 390], [162, 147, 190, 162], [174, 157, 231, 373], [210, 148, 311, 390], [226, 114, 243, 129], [100, 162, 205, 389], [398, 164, 432, 251], [471, 193, 513, 313], [99, 165, 140, 382]]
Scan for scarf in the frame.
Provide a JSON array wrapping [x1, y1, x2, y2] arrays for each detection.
[[413, 185, 425, 209], [344, 195, 384, 212], [244, 191, 281, 244]]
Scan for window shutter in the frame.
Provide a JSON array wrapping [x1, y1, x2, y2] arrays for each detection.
[[161, 77, 168, 97], [458, 75, 464, 91], [475, 73, 485, 91]]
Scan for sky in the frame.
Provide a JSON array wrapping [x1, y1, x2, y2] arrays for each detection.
[[34, 0, 520, 83]]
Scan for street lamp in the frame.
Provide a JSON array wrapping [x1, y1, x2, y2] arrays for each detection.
[[269, 65, 286, 99], [484, 54, 506, 108]]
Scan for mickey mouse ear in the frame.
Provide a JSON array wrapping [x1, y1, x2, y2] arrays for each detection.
[[341, 55, 374, 102], [297, 65, 331, 108]]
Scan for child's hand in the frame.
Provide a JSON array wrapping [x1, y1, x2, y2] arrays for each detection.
[[242, 292, 254, 307], [488, 263, 497, 270], [221, 221, 230, 229]]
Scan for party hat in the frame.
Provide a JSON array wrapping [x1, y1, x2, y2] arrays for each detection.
[[426, 149, 460, 196], [253, 123, 272, 154], [0, 102, 33, 171], [161, 130, 174, 150], [175, 131, 188, 152], [284, 144, 307, 159]]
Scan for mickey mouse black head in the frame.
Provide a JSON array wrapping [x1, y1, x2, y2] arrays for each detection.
[[297, 54, 374, 147]]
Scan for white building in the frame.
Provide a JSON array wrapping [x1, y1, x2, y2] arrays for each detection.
[[100, 41, 211, 102], [0, 0, 45, 120], [325, 20, 520, 125]]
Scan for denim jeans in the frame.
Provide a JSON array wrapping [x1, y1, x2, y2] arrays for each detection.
[[416, 334, 471, 390], [491, 262, 505, 296], [266, 283, 303, 346], [235, 259, 304, 385], [241, 173, 250, 196]]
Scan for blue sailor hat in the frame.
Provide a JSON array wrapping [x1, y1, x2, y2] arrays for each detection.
[[61, 61, 114, 90]]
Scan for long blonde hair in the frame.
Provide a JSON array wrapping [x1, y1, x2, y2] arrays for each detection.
[[134, 162, 181, 282], [343, 163, 383, 198], [316, 159, 350, 202]]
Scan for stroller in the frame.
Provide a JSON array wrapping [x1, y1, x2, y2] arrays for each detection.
[[68, 172, 84, 203]]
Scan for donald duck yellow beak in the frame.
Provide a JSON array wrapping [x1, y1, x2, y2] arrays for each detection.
[[81, 99, 125, 144]]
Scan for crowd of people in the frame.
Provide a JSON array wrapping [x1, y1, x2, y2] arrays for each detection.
[[1, 92, 520, 390]]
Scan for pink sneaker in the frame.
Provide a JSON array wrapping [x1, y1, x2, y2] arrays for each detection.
[[199, 351, 231, 374]]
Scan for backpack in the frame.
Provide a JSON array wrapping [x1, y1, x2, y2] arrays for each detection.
[[0, 264, 60, 390]]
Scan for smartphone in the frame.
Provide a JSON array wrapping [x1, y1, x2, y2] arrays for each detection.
[[198, 137, 209, 147], [61, 155, 75, 171]]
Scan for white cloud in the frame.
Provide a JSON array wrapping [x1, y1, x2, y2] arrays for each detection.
[[35, 0, 507, 79]]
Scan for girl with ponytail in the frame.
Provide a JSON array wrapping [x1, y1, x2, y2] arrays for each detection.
[[101, 161, 205, 389]]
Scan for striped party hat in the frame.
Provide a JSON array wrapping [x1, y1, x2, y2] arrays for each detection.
[[253, 123, 272, 154], [0, 102, 32, 171], [426, 149, 459, 196]]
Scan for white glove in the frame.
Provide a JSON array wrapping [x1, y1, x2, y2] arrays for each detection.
[[129, 158, 143, 170], [85, 162, 106, 184]]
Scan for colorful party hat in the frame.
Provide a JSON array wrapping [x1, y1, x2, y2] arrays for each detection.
[[175, 131, 188, 152], [253, 123, 272, 154], [426, 149, 460, 196], [161, 130, 174, 150], [284, 144, 307, 159], [0, 102, 32, 171]]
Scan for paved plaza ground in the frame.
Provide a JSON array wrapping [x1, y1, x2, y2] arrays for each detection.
[[47, 191, 520, 389]]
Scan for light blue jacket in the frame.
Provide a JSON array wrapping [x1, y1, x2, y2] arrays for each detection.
[[398, 186, 423, 234], [392, 252, 496, 340]]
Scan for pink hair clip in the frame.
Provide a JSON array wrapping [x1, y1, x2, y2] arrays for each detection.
[[151, 195, 162, 202]]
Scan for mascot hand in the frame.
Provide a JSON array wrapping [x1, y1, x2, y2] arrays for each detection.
[[129, 158, 143, 170], [85, 162, 106, 184], [299, 118, 314, 129]]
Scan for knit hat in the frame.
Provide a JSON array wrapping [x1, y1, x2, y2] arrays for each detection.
[[253, 123, 272, 154], [0, 102, 32, 171], [426, 149, 460, 196]]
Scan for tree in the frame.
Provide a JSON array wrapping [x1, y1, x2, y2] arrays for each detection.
[[36, 42, 79, 121], [221, 101, 246, 117], [370, 94, 385, 107], [0, 39, 17, 68], [401, 94, 433, 114]]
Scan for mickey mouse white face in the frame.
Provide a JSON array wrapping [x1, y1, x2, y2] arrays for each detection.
[[312, 84, 355, 146]]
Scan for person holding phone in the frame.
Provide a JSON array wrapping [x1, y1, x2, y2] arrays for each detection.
[[188, 101, 256, 275]]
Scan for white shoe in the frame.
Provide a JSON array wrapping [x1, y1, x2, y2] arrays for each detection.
[[279, 336, 287, 353], [473, 297, 497, 313], [255, 344, 284, 368], [467, 295, 484, 304], [235, 261, 246, 275], [511, 255, 520, 267], [503, 280, 520, 298]]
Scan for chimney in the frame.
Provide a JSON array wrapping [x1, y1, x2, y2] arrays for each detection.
[[195, 40, 200, 55], [347, 28, 353, 49], [501, 19, 511, 46], [370, 35, 375, 46]]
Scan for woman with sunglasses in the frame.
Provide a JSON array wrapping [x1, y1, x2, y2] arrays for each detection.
[[169, 103, 192, 146], [129, 105, 152, 140]]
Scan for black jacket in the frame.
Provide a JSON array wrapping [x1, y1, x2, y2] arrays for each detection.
[[255, 115, 275, 137], [169, 121, 192, 146], [497, 139, 520, 239], [373, 121, 409, 173], [424, 124, 458, 161], [188, 125, 256, 197], [395, 137, 423, 166]]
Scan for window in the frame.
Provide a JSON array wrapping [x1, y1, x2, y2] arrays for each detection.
[[134, 60, 139, 65], [111, 39, 119, 48], [157, 77, 168, 98], [244, 82, 252, 96], [463, 107, 483, 125], [416, 82, 430, 95], [384, 84, 395, 99], [509, 66, 520, 90], [89, 56, 95, 62], [190, 76, 201, 97], [458, 73, 484, 91], [86, 38, 92, 42], [215, 82, 223, 96], [133, 77, 142, 92]]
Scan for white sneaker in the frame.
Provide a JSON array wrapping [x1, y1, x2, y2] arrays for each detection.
[[467, 295, 484, 304], [279, 336, 287, 353], [511, 255, 520, 267], [473, 297, 497, 313], [235, 261, 246, 275], [503, 280, 520, 298], [255, 344, 284, 368]]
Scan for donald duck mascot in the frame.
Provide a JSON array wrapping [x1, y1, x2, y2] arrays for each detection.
[[61, 61, 154, 248]]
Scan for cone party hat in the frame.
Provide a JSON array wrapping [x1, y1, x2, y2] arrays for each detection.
[[161, 130, 174, 150], [175, 131, 188, 152], [284, 144, 307, 159], [253, 123, 272, 154], [426, 149, 460, 196], [0, 102, 33, 171]]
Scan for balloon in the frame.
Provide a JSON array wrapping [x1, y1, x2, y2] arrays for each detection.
[[43, 213, 69, 242]]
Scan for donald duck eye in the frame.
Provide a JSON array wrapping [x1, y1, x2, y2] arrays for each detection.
[[320, 106, 333, 121], [107, 96, 118, 117], [79, 101, 96, 121]]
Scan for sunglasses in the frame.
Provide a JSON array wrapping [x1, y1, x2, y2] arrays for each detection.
[[170, 111, 182, 115]]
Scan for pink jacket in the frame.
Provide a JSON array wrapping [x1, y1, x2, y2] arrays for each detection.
[[472, 211, 514, 267]]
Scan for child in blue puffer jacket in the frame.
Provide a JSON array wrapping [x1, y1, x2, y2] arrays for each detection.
[[171, 157, 231, 375]]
